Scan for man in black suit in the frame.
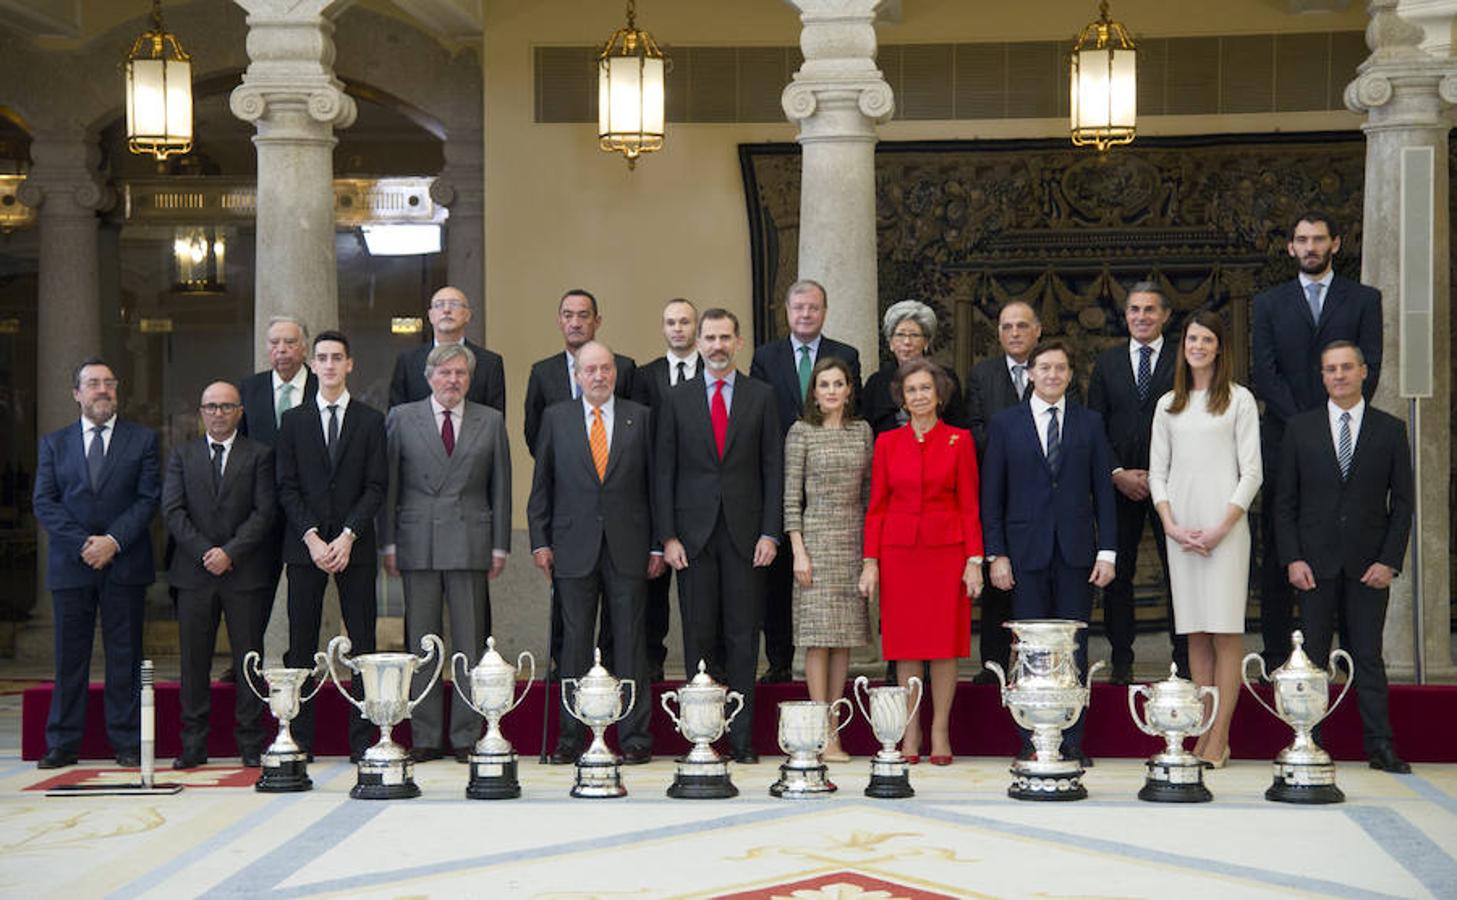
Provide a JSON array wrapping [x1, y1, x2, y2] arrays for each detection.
[[275, 330, 388, 759], [162, 381, 277, 769], [1276, 342, 1412, 774], [1253, 212, 1383, 668], [749, 279, 861, 683], [530, 341, 661, 764], [631, 298, 702, 682], [388, 285, 506, 415], [33, 358, 160, 769], [658, 308, 783, 763], [1087, 283, 1188, 684]]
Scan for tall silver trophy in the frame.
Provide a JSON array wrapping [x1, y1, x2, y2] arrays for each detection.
[[1128, 664, 1218, 803], [985, 619, 1103, 801], [243, 651, 326, 792], [320, 633, 445, 800], [453, 636, 534, 800], [561, 649, 636, 798], [1243, 630, 1354, 804], [769, 698, 853, 798], [661, 660, 744, 799], [853, 675, 922, 799]]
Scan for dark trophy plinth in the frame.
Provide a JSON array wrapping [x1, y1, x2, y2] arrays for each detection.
[[352, 757, 419, 800], [666, 757, 739, 800], [1139, 758, 1213, 803], [257, 752, 313, 794], [466, 754, 521, 800], [865, 757, 914, 799]]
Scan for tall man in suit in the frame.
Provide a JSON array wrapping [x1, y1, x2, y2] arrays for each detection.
[[981, 340, 1117, 762], [1253, 212, 1382, 668], [381, 344, 511, 763], [276, 331, 388, 759], [749, 279, 861, 683], [388, 285, 506, 415], [658, 309, 783, 763], [1087, 283, 1188, 683], [33, 358, 160, 769], [163, 381, 276, 769], [1276, 342, 1412, 774], [530, 341, 660, 764], [631, 298, 702, 681]]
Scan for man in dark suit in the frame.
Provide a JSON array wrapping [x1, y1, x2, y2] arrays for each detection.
[[388, 285, 506, 414], [631, 298, 702, 682], [1276, 341, 1412, 774], [658, 308, 783, 763], [1253, 211, 1383, 668], [530, 341, 660, 764], [33, 357, 160, 769], [981, 340, 1117, 762], [275, 330, 388, 759], [162, 381, 276, 769], [1087, 283, 1188, 684], [749, 279, 861, 683]]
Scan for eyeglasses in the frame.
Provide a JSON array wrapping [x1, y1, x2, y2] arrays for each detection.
[[431, 299, 468, 310], [890, 331, 925, 342], [80, 378, 119, 390], [200, 403, 241, 414]]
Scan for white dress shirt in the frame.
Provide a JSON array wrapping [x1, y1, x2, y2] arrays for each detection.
[[207, 430, 238, 478], [583, 395, 616, 445], [790, 334, 822, 367], [272, 366, 309, 415], [1328, 397, 1365, 454], [80, 414, 118, 455], [1298, 269, 1335, 319], [667, 351, 700, 385], [315, 390, 351, 442], [430, 395, 466, 440], [1129, 334, 1164, 378]]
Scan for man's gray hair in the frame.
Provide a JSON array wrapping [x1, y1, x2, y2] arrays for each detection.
[[425, 343, 476, 379], [882, 300, 937, 344], [785, 279, 827, 306], [1126, 281, 1170, 310], [266, 314, 309, 341]]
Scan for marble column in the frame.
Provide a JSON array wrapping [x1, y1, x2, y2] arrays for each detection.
[[431, 130, 486, 345], [782, 0, 893, 363], [1345, 0, 1456, 678], [230, 0, 357, 370]]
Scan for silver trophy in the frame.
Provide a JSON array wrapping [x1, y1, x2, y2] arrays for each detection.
[[661, 660, 744, 799], [1128, 663, 1219, 803], [1242, 630, 1354, 804], [243, 651, 326, 793], [769, 698, 853, 798], [320, 633, 444, 800], [452, 636, 535, 800], [853, 675, 922, 799], [985, 619, 1104, 801], [561, 648, 636, 798]]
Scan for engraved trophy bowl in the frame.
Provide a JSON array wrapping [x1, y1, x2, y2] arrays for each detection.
[[1243, 630, 1354, 804], [1129, 663, 1219, 803], [853, 675, 922, 799], [661, 660, 743, 799], [561, 648, 636, 798], [243, 651, 326, 793], [770, 698, 852, 798], [452, 635, 534, 800]]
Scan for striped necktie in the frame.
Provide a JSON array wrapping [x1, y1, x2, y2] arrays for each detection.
[[1337, 411, 1352, 480], [590, 406, 608, 480]]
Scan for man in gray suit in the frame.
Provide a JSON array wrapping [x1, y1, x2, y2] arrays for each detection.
[[529, 341, 659, 764], [381, 344, 511, 763]]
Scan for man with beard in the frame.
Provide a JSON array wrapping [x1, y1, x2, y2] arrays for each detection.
[[1252, 212, 1382, 669]]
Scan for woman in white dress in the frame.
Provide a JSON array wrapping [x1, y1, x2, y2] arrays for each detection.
[[1149, 310, 1262, 766]]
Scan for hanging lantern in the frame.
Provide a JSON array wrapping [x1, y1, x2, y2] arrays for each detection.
[[597, 0, 667, 169], [1069, 1, 1137, 152], [172, 226, 226, 293], [125, 0, 194, 160]]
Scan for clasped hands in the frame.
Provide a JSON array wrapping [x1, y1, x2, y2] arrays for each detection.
[[1164, 521, 1230, 557], [80, 535, 119, 570], [305, 530, 355, 574]]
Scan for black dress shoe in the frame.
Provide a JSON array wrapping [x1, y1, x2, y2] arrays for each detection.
[[759, 666, 792, 684], [241, 751, 262, 768], [1108, 665, 1134, 686], [731, 749, 760, 764], [37, 748, 78, 769], [549, 744, 581, 765], [115, 751, 141, 768], [1369, 745, 1412, 774], [622, 747, 652, 765], [453, 748, 472, 764], [409, 746, 445, 763], [172, 754, 208, 770]]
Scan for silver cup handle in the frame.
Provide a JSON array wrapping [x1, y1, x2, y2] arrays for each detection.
[[508, 652, 537, 714], [659, 690, 682, 730], [450, 652, 484, 716], [406, 634, 446, 716], [1240, 652, 1281, 721], [620, 679, 637, 719], [1192, 685, 1220, 738], [243, 651, 269, 704], [1126, 684, 1159, 738], [905, 675, 924, 723], [851, 675, 872, 725], [1314, 648, 1356, 728], [723, 690, 745, 729], [984, 661, 1009, 705], [1083, 659, 1106, 691], [829, 696, 854, 735], [561, 678, 584, 724], [318, 634, 366, 716]]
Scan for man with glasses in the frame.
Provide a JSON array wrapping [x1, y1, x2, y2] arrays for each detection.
[[389, 286, 506, 414], [34, 358, 160, 769], [162, 382, 276, 769]]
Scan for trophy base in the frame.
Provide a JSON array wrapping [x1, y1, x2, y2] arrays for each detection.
[[351, 759, 420, 800], [1137, 758, 1211, 803], [667, 757, 739, 799], [1266, 763, 1344, 804], [1008, 763, 1087, 801], [255, 753, 312, 793], [770, 762, 837, 798], [571, 755, 627, 798], [864, 756, 914, 799], [465, 753, 521, 800]]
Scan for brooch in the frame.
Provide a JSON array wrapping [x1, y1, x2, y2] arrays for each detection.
[[948, 433, 960, 446]]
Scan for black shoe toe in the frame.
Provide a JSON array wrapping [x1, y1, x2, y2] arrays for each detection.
[[37, 749, 78, 769]]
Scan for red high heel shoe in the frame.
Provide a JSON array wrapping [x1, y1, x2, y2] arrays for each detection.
[[929, 754, 953, 766]]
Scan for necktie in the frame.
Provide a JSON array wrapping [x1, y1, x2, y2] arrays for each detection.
[[1045, 406, 1061, 472], [1337, 411, 1353, 480], [1012, 364, 1026, 399], [87, 424, 106, 490], [589, 406, 608, 480], [711, 379, 728, 459], [676, 360, 687, 386], [276, 382, 294, 427], [441, 408, 455, 456], [1305, 282, 1323, 323], [1136, 344, 1153, 401], [797, 345, 812, 400], [211, 442, 226, 492], [326, 404, 340, 466]]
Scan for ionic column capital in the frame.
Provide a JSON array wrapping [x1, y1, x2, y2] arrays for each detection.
[[230, 0, 357, 132], [17, 132, 114, 217]]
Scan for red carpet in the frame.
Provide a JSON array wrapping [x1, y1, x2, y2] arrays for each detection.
[[20, 679, 1457, 763]]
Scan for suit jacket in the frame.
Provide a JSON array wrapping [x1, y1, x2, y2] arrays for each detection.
[[1252, 275, 1383, 428], [863, 421, 982, 557], [1086, 339, 1177, 472], [655, 372, 784, 560], [965, 355, 1081, 460], [162, 434, 277, 591], [528, 397, 655, 578], [1275, 405, 1413, 579], [379, 398, 511, 570], [388, 339, 506, 416], [862, 359, 967, 434], [980, 399, 1117, 571], [275, 397, 388, 567], [524, 351, 637, 457], [750, 336, 862, 435], [33, 419, 160, 590], [238, 369, 319, 448]]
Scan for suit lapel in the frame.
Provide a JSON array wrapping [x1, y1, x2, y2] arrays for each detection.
[[574, 403, 601, 482], [211, 437, 233, 502], [417, 401, 450, 469], [722, 375, 749, 459], [691, 378, 719, 462], [1017, 404, 1053, 478], [1315, 276, 1348, 335], [1290, 280, 1317, 331], [94, 422, 130, 493], [604, 406, 635, 482], [779, 341, 803, 414]]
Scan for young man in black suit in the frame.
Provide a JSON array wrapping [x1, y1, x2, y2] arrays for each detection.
[[275, 330, 388, 760], [658, 309, 784, 762], [388, 285, 506, 415], [1087, 283, 1188, 683], [1276, 341, 1412, 774]]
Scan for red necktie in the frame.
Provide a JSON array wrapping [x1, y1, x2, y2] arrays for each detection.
[[441, 408, 455, 456], [711, 379, 728, 459]]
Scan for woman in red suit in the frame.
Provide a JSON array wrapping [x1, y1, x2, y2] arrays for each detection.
[[860, 358, 984, 764]]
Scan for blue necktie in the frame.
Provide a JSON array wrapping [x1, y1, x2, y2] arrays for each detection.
[[1304, 282, 1323, 323], [1136, 344, 1152, 402], [1337, 411, 1353, 480], [1045, 407, 1061, 472]]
